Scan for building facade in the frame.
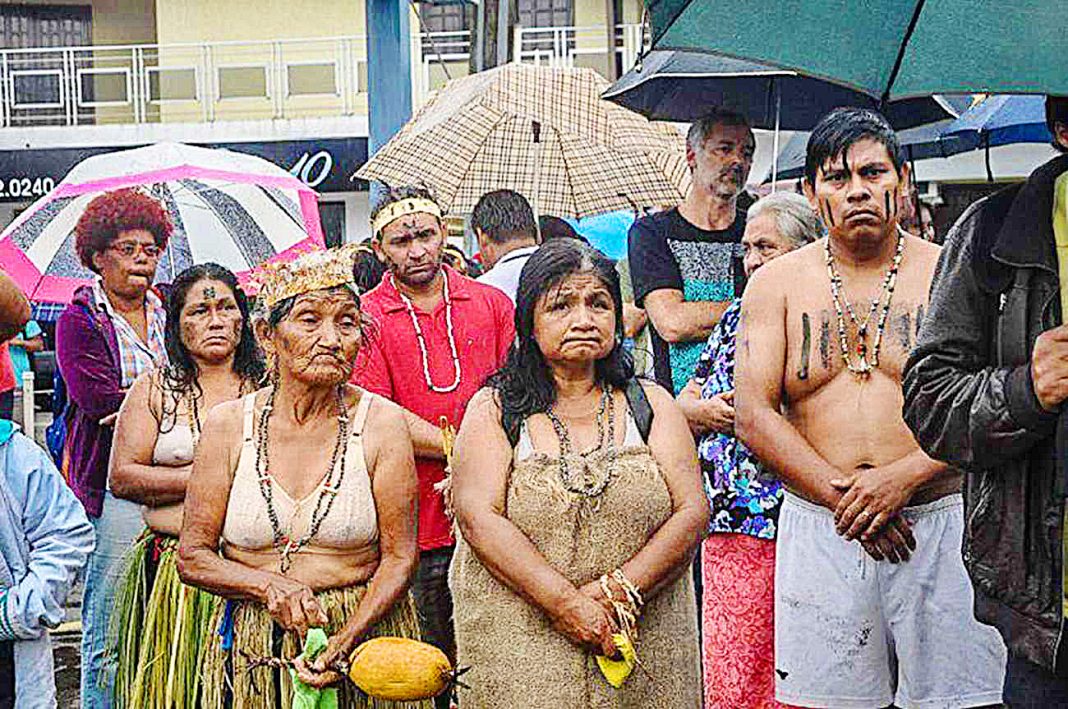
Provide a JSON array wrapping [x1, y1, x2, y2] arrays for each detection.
[[0, 0, 646, 244]]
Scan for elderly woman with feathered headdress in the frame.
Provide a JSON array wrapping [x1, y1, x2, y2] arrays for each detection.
[[177, 247, 428, 708]]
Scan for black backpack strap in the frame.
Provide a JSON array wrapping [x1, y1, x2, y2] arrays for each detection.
[[624, 378, 654, 444], [502, 380, 653, 448], [502, 409, 522, 449]]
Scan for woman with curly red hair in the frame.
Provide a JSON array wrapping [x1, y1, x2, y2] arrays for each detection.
[[55, 187, 172, 709]]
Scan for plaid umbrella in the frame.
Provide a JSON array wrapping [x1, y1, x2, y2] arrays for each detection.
[[355, 63, 690, 218]]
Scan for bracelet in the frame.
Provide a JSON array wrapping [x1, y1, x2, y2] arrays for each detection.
[[611, 569, 643, 611]]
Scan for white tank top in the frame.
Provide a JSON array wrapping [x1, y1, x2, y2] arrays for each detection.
[[221, 391, 380, 553]]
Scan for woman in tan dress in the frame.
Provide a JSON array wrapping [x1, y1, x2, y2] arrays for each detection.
[[450, 238, 708, 707], [177, 248, 427, 709], [108, 263, 263, 708]]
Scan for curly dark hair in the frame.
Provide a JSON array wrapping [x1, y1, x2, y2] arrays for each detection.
[[75, 188, 173, 273], [488, 238, 633, 423], [158, 264, 264, 431]]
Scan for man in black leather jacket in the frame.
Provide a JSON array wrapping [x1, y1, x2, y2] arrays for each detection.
[[903, 96, 1068, 704]]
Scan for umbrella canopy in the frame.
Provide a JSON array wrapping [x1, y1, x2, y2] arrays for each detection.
[[603, 51, 953, 129], [565, 210, 635, 260], [648, 1, 1068, 98], [0, 142, 324, 302], [940, 94, 1051, 153], [355, 63, 690, 218], [762, 119, 959, 183]]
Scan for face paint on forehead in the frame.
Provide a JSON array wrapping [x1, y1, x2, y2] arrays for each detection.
[[204, 286, 216, 300]]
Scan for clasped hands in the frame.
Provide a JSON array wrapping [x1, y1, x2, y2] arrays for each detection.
[[264, 577, 353, 688], [827, 462, 918, 564]]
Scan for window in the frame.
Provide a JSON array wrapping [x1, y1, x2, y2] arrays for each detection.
[[0, 5, 91, 49], [320, 201, 346, 249], [0, 5, 92, 125], [517, 0, 573, 28], [419, 4, 473, 34]]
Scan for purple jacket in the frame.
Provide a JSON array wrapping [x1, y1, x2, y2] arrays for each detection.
[[55, 285, 125, 518]]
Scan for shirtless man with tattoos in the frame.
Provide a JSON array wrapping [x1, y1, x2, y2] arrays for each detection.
[[735, 108, 1006, 708]]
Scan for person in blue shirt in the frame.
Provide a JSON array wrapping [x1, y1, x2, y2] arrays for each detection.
[[0, 416, 94, 708], [8, 321, 43, 391]]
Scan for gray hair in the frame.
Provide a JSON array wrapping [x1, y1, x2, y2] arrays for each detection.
[[746, 192, 821, 248], [686, 107, 751, 154]]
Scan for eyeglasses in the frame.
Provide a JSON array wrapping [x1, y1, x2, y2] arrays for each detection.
[[109, 241, 161, 259]]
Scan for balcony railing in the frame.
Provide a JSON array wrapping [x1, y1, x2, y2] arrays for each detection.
[[515, 24, 648, 77], [0, 25, 644, 128]]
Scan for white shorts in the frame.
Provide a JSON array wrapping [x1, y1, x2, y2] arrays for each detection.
[[775, 492, 1006, 709]]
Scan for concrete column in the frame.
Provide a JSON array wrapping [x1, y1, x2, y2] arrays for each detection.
[[366, 0, 413, 196]]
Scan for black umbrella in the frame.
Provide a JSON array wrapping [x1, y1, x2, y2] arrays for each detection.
[[602, 51, 955, 130]]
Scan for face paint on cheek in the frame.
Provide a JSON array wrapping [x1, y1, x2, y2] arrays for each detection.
[[885, 190, 891, 221], [822, 198, 836, 228]]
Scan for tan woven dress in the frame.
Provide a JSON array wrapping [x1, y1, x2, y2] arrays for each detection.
[[449, 414, 702, 708]]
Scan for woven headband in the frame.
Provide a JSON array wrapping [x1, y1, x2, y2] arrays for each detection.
[[372, 198, 442, 237]]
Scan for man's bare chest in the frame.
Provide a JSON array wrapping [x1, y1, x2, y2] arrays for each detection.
[[782, 296, 927, 395]]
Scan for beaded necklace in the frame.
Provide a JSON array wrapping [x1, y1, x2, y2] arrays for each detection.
[[824, 226, 906, 377], [254, 385, 349, 574], [545, 387, 617, 497], [392, 272, 462, 393]]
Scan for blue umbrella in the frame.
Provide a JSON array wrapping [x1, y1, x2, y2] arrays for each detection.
[[940, 95, 1051, 153], [566, 211, 635, 260], [938, 95, 1052, 181], [603, 51, 954, 130]]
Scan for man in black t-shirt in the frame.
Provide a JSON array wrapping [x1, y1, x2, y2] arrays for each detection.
[[629, 108, 755, 394]]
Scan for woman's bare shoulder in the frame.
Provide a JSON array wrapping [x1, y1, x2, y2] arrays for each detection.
[[359, 387, 406, 430]]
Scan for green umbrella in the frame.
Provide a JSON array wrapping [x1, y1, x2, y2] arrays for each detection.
[[648, 0, 1067, 99]]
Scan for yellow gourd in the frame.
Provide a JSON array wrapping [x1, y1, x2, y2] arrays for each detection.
[[347, 637, 454, 700]]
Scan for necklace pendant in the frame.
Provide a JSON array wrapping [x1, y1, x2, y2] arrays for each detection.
[[855, 359, 872, 376]]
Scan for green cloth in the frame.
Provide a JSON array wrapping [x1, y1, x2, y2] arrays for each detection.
[[649, 1, 1068, 98], [1054, 171, 1068, 621], [289, 628, 339, 709]]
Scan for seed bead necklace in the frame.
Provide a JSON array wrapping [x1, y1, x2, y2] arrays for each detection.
[[392, 272, 462, 393], [545, 386, 617, 497], [824, 226, 906, 377], [254, 384, 349, 574]]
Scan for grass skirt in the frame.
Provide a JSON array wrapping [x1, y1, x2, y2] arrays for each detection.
[[110, 530, 221, 709], [200, 584, 430, 709]]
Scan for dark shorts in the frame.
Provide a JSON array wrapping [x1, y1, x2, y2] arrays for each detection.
[[0, 639, 14, 709], [412, 545, 455, 709]]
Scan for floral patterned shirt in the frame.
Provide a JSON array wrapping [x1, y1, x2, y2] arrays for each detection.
[[693, 299, 783, 540]]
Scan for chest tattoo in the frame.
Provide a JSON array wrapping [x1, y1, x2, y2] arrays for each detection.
[[798, 312, 811, 380]]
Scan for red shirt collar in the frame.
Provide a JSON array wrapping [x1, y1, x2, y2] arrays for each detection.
[[378, 265, 473, 313]]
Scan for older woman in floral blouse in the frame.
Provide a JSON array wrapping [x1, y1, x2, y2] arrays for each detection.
[[676, 192, 820, 709]]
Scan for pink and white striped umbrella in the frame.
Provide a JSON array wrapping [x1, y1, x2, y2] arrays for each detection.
[[0, 142, 325, 302]]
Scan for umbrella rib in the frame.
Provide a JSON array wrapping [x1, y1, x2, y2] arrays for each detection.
[[256, 185, 306, 231], [881, 0, 927, 106]]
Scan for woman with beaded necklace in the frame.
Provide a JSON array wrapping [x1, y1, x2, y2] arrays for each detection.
[[108, 263, 264, 708], [449, 239, 708, 707], [178, 247, 426, 709]]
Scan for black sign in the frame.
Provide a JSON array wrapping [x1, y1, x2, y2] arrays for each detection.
[[0, 137, 369, 203]]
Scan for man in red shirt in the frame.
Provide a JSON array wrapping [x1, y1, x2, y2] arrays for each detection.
[[354, 187, 514, 696]]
